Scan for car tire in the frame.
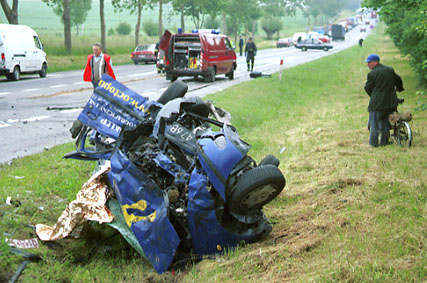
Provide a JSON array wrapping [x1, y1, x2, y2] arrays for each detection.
[[157, 80, 188, 104], [227, 68, 234, 80], [323, 46, 329, 51], [259, 154, 280, 167], [39, 63, 47, 78], [301, 46, 307, 51], [8, 66, 20, 81], [227, 165, 286, 214], [204, 67, 215, 83], [133, 61, 138, 65]]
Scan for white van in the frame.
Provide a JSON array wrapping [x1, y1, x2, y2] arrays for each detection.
[[0, 24, 47, 81], [292, 32, 307, 45]]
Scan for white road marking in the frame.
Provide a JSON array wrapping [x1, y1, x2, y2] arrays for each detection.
[[0, 121, 11, 128], [126, 71, 157, 78], [24, 88, 41, 92], [0, 92, 11, 95], [60, 109, 82, 114], [74, 81, 86, 85], [6, 115, 50, 124], [141, 91, 157, 96], [47, 74, 60, 77], [50, 84, 67, 88]]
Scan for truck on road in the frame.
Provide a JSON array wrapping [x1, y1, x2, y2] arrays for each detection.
[[331, 24, 345, 41]]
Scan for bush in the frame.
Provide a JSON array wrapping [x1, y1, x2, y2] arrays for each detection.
[[108, 28, 115, 36], [116, 22, 131, 36], [261, 17, 283, 40], [142, 18, 158, 37]]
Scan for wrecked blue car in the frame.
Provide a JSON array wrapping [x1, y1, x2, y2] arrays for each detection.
[[66, 74, 286, 273]]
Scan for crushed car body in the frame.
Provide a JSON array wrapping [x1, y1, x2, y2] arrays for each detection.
[[37, 74, 286, 273]]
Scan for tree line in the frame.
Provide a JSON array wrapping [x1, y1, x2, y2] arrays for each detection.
[[1, 0, 361, 54], [362, 0, 426, 86]]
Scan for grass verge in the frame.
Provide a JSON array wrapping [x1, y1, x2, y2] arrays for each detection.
[[0, 24, 425, 282]]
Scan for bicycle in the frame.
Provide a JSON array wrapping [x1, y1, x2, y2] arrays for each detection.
[[389, 98, 413, 147]]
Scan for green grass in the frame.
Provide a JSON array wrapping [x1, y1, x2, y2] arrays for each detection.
[[1, 23, 425, 282]]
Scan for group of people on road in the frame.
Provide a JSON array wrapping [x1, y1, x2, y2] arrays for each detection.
[[83, 38, 404, 149]]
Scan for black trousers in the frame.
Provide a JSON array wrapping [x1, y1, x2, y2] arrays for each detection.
[[246, 54, 255, 70]]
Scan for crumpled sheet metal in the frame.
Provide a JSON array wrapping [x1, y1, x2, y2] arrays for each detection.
[[36, 162, 113, 241]]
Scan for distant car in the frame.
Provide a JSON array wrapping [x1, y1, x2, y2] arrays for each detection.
[[295, 39, 333, 52], [360, 26, 367, 32], [318, 35, 330, 43], [365, 20, 370, 25], [131, 44, 157, 65], [276, 38, 293, 48]]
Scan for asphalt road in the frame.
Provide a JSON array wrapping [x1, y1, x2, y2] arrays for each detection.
[[0, 22, 375, 164]]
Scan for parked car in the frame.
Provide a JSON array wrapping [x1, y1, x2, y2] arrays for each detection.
[[159, 29, 236, 82], [131, 44, 157, 65], [365, 20, 370, 25], [295, 39, 333, 52], [318, 35, 330, 43], [0, 24, 48, 81], [276, 38, 293, 48], [360, 26, 367, 32]]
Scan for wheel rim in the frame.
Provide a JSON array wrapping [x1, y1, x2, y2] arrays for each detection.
[[397, 122, 412, 147], [14, 68, 19, 80], [240, 184, 278, 209]]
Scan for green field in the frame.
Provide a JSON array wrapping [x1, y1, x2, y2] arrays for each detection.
[[3, 22, 424, 282]]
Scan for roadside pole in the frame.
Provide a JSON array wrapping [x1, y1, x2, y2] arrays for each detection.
[[279, 59, 284, 80]]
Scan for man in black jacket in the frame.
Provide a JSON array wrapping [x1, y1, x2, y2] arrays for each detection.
[[245, 37, 257, 72], [364, 54, 404, 147], [239, 35, 244, 56]]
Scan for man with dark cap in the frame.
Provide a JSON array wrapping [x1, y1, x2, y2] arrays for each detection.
[[245, 37, 257, 72], [364, 54, 404, 147]]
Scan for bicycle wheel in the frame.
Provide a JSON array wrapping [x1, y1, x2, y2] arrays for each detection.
[[396, 121, 412, 147]]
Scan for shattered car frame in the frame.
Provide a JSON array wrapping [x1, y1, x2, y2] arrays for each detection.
[[39, 74, 286, 273]]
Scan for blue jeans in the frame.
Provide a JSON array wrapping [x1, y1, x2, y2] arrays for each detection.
[[368, 111, 390, 147]]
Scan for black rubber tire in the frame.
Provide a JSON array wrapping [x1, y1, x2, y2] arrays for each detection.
[[227, 68, 234, 80], [301, 47, 307, 52], [204, 67, 215, 83], [39, 63, 47, 78], [259, 154, 280, 167], [157, 80, 188, 104], [323, 46, 329, 51], [8, 66, 20, 81], [396, 121, 412, 148], [228, 165, 285, 214], [133, 60, 139, 65]]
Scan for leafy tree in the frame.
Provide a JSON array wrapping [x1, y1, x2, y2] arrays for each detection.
[[43, 0, 72, 54], [142, 18, 158, 36], [116, 21, 131, 35], [53, 0, 91, 35], [204, 15, 221, 29], [112, 0, 146, 46], [261, 17, 283, 39], [0, 0, 18, 24], [363, 0, 427, 86]]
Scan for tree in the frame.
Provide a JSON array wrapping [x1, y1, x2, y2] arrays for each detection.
[[261, 17, 283, 39], [100, 0, 106, 52], [112, 0, 146, 46], [116, 21, 131, 35], [43, 0, 72, 54], [63, 0, 71, 54], [1, 0, 19, 24], [52, 0, 91, 35], [171, 0, 187, 32], [363, 0, 427, 86]]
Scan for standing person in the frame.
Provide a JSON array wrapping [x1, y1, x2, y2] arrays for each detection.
[[83, 43, 116, 89], [238, 35, 244, 56], [245, 37, 257, 72], [359, 38, 364, 47], [364, 54, 404, 147]]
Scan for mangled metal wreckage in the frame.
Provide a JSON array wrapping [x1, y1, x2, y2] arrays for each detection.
[[36, 74, 286, 273]]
